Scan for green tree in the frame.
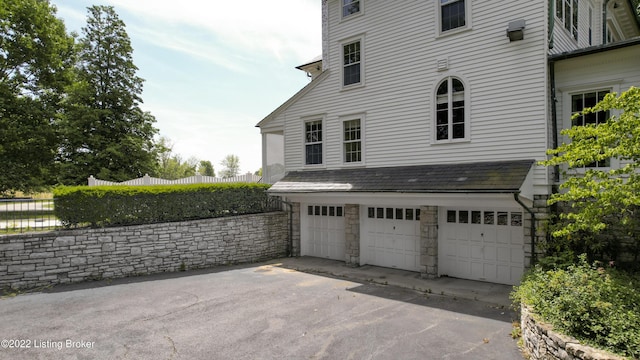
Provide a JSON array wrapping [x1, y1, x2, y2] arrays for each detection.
[[0, 0, 74, 194], [543, 87, 640, 261], [220, 154, 240, 178], [153, 136, 197, 179], [198, 160, 215, 177], [57, 5, 157, 185]]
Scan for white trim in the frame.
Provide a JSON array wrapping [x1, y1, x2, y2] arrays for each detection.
[[283, 192, 528, 209], [340, 34, 365, 90], [301, 115, 327, 169], [559, 84, 622, 173], [435, 0, 473, 38], [431, 74, 471, 144], [340, 0, 364, 22], [340, 113, 366, 166]]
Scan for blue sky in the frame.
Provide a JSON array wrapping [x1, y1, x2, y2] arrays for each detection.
[[50, 0, 321, 175]]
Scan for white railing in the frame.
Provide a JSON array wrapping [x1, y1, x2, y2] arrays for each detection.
[[88, 173, 262, 186]]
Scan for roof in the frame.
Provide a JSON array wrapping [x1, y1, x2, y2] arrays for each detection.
[[295, 55, 322, 70], [549, 36, 640, 61], [255, 69, 329, 129], [268, 159, 535, 194]]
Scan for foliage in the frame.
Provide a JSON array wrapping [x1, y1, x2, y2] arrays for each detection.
[[57, 5, 158, 185], [153, 136, 199, 179], [53, 183, 275, 228], [220, 154, 240, 178], [542, 87, 640, 262], [512, 256, 640, 358], [0, 0, 74, 193], [198, 160, 215, 177]]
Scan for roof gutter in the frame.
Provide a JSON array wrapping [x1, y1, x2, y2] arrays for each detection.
[[514, 193, 537, 266]]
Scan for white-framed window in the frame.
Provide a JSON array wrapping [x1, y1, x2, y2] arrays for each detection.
[[555, 0, 578, 40], [435, 76, 468, 142], [343, 118, 362, 163], [342, 39, 362, 87], [304, 119, 323, 165], [438, 0, 471, 34], [342, 0, 360, 18], [570, 89, 611, 168]]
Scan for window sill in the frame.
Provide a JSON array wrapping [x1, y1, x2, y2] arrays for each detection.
[[340, 11, 363, 23], [340, 83, 365, 92], [436, 26, 472, 39], [431, 138, 471, 145]]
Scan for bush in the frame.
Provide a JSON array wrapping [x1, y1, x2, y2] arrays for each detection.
[[512, 255, 640, 358], [53, 183, 276, 228]]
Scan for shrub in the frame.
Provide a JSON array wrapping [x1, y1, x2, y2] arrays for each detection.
[[512, 255, 640, 358], [53, 183, 276, 228]]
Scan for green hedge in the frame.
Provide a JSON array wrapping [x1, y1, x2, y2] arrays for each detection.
[[53, 183, 276, 228], [512, 255, 640, 358]]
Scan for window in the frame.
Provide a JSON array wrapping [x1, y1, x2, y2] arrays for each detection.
[[343, 40, 361, 86], [556, 0, 578, 40], [571, 90, 611, 167], [305, 120, 323, 165], [343, 119, 361, 163], [342, 0, 360, 18], [440, 0, 466, 32], [435, 77, 466, 141]]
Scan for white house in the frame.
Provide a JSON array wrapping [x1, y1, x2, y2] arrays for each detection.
[[257, 0, 640, 285]]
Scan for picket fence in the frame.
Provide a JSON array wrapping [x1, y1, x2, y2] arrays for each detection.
[[88, 173, 262, 186]]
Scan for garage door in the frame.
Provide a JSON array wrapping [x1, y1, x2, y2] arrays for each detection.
[[440, 208, 524, 285], [301, 204, 345, 261], [362, 206, 421, 272]]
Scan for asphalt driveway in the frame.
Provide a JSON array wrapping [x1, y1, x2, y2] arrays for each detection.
[[0, 262, 522, 360]]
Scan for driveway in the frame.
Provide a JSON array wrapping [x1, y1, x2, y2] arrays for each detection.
[[0, 261, 522, 360]]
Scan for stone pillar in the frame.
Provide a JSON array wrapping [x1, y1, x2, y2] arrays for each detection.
[[420, 206, 438, 278], [344, 204, 360, 267], [291, 202, 301, 257], [524, 195, 550, 268]]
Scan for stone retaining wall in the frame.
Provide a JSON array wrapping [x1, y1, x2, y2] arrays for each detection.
[[0, 212, 288, 290], [521, 306, 624, 360]]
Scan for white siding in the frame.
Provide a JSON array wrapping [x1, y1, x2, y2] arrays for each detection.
[[554, 45, 640, 148], [275, 1, 551, 193]]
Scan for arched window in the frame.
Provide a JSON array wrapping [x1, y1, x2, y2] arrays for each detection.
[[436, 77, 465, 141]]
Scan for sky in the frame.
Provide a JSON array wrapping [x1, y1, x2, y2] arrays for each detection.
[[50, 0, 322, 175]]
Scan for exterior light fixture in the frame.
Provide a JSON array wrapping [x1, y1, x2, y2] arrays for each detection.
[[507, 19, 526, 41]]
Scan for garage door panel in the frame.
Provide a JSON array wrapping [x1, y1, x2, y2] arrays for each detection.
[[440, 208, 525, 285], [363, 206, 421, 272], [302, 204, 345, 261]]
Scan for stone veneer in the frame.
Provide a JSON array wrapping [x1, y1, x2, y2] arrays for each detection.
[[0, 212, 288, 290], [521, 306, 625, 360], [420, 206, 438, 278], [344, 204, 360, 266]]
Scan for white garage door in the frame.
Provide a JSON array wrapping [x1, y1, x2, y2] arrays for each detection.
[[362, 206, 421, 272], [301, 204, 345, 261], [440, 208, 525, 285]]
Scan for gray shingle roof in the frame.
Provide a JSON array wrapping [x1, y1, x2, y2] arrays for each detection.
[[268, 159, 535, 194]]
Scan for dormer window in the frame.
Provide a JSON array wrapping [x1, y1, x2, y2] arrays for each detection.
[[342, 0, 360, 18]]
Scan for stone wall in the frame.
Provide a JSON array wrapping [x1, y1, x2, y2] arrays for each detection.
[[420, 206, 438, 278], [0, 212, 288, 290], [521, 306, 624, 360]]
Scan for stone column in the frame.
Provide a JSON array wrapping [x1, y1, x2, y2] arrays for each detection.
[[344, 204, 360, 266], [524, 195, 549, 268], [420, 206, 438, 278], [291, 202, 301, 257]]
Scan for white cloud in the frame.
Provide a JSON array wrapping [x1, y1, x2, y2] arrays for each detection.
[[105, 0, 321, 67]]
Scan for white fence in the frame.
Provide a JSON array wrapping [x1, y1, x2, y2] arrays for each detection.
[[88, 173, 262, 186]]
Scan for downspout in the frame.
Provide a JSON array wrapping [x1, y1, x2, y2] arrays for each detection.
[[603, 0, 611, 44], [549, 0, 555, 49], [514, 193, 537, 266], [280, 198, 294, 257], [550, 60, 560, 183]]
